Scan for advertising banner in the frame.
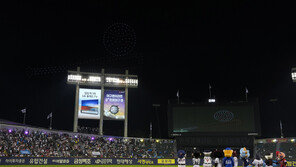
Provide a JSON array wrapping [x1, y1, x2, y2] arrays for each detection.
[[78, 88, 101, 119], [104, 90, 125, 120], [157, 159, 175, 164], [0, 157, 296, 166]]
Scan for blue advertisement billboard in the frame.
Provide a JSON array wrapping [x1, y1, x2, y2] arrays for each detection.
[[104, 90, 125, 120]]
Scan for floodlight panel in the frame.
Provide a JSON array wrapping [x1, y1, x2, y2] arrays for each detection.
[[292, 72, 296, 81], [291, 67, 296, 82], [67, 70, 138, 88], [68, 74, 82, 82], [208, 99, 216, 103], [67, 72, 102, 85], [88, 76, 101, 82], [105, 75, 138, 88]]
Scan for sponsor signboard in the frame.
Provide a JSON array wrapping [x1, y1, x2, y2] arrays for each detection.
[[0, 157, 295, 166]]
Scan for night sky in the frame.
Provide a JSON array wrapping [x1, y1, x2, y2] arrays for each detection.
[[1, 1, 296, 138]]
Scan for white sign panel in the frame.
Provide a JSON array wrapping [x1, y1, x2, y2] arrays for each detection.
[[78, 88, 101, 119]]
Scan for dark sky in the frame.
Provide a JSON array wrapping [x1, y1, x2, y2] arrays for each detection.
[[1, 1, 296, 138]]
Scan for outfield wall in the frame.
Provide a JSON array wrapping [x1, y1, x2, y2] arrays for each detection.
[[1, 157, 296, 166]]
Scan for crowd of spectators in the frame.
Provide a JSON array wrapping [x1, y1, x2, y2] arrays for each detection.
[[255, 141, 296, 160], [0, 128, 176, 158], [77, 126, 100, 135]]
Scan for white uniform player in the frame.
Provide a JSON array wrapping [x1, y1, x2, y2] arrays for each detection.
[[193, 157, 201, 167], [253, 157, 264, 167], [214, 157, 222, 167], [178, 157, 186, 167], [233, 156, 238, 167], [203, 151, 212, 167]]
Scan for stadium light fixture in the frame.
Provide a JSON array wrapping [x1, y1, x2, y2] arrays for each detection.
[[67, 73, 101, 85], [292, 67, 296, 82], [272, 139, 277, 143], [208, 98, 216, 103], [67, 71, 138, 88], [88, 76, 101, 82], [67, 74, 82, 82]]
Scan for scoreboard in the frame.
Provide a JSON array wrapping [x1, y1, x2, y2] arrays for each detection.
[[168, 102, 260, 136]]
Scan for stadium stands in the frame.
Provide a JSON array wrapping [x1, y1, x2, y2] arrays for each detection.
[[77, 126, 100, 135], [280, 142, 296, 159], [0, 126, 176, 158], [254, 138, 296, 160]]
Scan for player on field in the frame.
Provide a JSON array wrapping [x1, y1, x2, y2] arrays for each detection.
[[252, 154, 264, 167]]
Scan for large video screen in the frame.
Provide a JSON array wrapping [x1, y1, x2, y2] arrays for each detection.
[[172, 104, 256, 133], [103, 90, 125, 120], [78, 88, 101, 119]]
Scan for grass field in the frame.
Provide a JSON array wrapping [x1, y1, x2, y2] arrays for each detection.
[[0, 165, 247, 167]]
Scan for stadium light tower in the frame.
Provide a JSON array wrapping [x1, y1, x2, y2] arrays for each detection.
[[67, 67, 138, 137], [208, 84, 215, 103]]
